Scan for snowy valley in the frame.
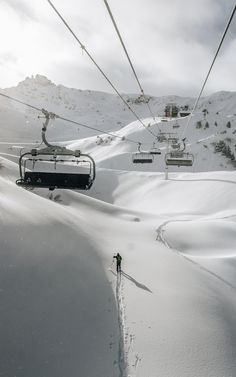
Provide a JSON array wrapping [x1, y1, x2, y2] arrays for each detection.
[[0, 76, 236, 377]]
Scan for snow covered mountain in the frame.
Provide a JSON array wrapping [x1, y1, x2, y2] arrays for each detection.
[[1, 75, 236, 173], [1, 76, 236, 377]]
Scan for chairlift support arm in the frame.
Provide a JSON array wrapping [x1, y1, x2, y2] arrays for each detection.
[[39, 109, 59, 148]]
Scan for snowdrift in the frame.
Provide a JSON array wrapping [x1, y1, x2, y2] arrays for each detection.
[[0, 169, 120, 377], [1, 156, 236, 376]]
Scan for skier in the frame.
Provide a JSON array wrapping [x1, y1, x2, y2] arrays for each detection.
[[113, 253, 122, 273]]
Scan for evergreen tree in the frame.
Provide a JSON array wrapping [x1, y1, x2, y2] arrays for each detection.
[[202, 109, 208, 118], [196, 121, 202, 129]]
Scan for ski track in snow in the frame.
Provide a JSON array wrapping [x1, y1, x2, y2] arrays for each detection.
[[156, 218, 236, 292], [116, 271, 129, 377], [115, 272, 142, 377]]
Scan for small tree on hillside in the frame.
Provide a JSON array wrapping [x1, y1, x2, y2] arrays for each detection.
[[215, 140, 225, 152], [196, 121, 202, 129], [202, 109, 208, 118], [221, 145, 227, 156]]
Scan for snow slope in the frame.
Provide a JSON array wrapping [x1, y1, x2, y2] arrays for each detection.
[[1, 155, 236, 376], [1, 76, 236, 376], [1, 75, 236, 174]]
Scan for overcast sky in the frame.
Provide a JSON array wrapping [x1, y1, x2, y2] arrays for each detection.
[[0, 0, 236, 97]]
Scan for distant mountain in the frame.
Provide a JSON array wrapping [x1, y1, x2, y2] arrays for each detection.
[[0, 75, 236, 171]]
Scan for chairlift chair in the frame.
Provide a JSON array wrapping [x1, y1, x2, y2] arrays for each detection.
[[16, 148, 96, 190], [16, 110, 96, 190], [165, 138, 194, 167], [165, 151, 194, 167], [132, 152, 154, 164], [132, 142, 158, 164], [157, 134, 167, 143], [150, 150, 161, 155], [149, 144, 161, 155]]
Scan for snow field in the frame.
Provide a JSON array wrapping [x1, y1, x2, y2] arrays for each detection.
[[1, 152, 236, 376], [1, 77, 236, 375]]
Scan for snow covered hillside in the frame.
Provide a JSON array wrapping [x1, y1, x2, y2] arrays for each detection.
[[0, 76, 236, 377], [1, 156, 236, 377], [1, 75, 236, 172]]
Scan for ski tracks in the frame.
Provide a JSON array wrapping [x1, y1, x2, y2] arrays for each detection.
[[115, 271, 128, 377], [156, 218, 236, 292], [115, 272, 140, 377]]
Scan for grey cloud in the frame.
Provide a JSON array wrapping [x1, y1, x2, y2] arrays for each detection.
[[1, 0, 236, 96]]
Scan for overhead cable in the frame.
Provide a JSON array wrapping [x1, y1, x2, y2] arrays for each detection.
[[103, 0, 143, 94], [46, 0, 157, 138], [0, 91, 147, 145], [55, 114, 137, 144], [0, 93, 42, 112], [182, 2, 236, 139], [103, 0, 157, 123]]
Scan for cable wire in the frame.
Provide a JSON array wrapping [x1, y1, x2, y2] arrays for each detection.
[[46, 0, 157, 139], [0, 92, 42, 112], [0, 91, 150, 146], [55, 114, 137, 144], [181, 2, 236, 139], [103, 0, 143, 94], [103, 0, 157, 123]]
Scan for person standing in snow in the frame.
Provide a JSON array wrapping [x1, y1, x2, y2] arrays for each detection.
[[113, 253, 122, 273]]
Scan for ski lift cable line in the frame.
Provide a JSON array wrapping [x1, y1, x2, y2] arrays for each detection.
[[0, 91, 145, 145], [0, 92, 42, 112], [46, 0, 158, 139], [103, 0, 143, 94], [102, 0, 158, 124], [55, 114, 138, 144], [181, 2, 236, 139]]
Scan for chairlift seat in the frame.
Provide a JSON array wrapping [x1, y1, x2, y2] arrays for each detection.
[[157, 135, 167, 143], [165, 158, 193, 166], [16, 150, 96, 190], [132, 158, 153, 164], [16, 171, 92, 190], [165, 152, 194, 167], [132, 152, 154, 164]]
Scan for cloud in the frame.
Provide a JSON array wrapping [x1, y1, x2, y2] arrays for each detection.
[[0, 0, 236, 96]]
